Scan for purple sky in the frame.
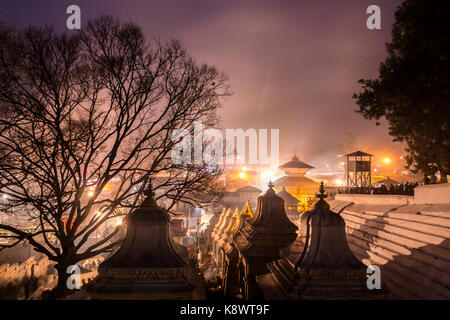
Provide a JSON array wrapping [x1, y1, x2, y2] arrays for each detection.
[[0, 0, 405, 171]]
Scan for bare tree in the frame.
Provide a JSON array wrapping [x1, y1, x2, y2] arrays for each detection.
[[0, 16, 229, 297]]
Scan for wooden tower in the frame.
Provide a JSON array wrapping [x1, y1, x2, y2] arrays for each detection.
[[345, 151, 373, 188]]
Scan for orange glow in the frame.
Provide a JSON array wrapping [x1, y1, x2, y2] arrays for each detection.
[[383, 157, 391, 164], [238, 171, 247, 179]]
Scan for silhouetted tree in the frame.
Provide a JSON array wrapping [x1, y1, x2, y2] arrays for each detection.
[[0, 16, 229, 297], [353, 0, 450, 182]]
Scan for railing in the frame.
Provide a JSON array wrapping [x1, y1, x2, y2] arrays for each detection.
[[338, 183, 419, 196]]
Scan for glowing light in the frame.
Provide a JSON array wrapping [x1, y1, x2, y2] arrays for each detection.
[[95, 211, 103, 218], [88, 191, 94, 197], [238, 172, 247, 179], [335, 179, 344, 186], [242, 167, 247, 172], [340, 162, 345, 166], [383, 157, 391, 164], [374, 168, 377, 172], [116, 218, 123, 226]]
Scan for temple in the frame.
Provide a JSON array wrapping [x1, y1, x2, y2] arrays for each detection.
[[273, 154, 320, 211]]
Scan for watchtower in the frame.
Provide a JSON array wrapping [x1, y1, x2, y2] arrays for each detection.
[[345, 151, 373, 188]]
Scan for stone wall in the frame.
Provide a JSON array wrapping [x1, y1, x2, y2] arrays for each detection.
[[331, 184, 450, 299], [0, 256, 54, 299], [0, 255, 104, 299]]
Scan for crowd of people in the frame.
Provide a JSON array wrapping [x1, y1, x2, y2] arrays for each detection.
[[338, 182, 420, 196]]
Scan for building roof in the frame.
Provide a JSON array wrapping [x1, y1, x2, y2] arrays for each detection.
[[279, 154, 314, 169], [375, 177, 400, 186], [345, 150, 373, 157], [276, 187, 300, 206], [236, 185, 262, 193]]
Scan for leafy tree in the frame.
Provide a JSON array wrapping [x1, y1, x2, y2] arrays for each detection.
[[353, 0, 450, 182], [0, 16, 229, 297]]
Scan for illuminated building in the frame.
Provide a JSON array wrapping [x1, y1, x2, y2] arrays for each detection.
[[273, 154, 320, 211], [220, 185, 262, 210]]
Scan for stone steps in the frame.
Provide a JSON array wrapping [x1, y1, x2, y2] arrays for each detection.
[[348, 240, 449, 299], [342, 211, 450, 250], [329, 199, 450, 299]]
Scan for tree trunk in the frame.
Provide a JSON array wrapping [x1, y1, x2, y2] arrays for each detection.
[[47, 264, 72, 299]]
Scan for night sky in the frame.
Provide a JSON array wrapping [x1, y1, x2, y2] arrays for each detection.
[[0, 0, 405, 171]]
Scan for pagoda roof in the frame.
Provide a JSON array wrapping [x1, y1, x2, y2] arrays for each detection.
[[279, 154, 314, 169], [274, 176, 319, 189], [345, 150, 373, 157]]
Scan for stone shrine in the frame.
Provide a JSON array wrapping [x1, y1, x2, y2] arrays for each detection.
[[261, 182, 388, 299], [222, 202, 253, 298], [233, 183, 298, 299], [276, 186, 301, 222], [208, 208, 227, 253], [215, 209, 238, 274], [84, 184, 205, 299], [212, 208, 234, 272]]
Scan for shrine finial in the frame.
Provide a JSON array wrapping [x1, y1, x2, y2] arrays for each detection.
[[314, 181, 330, 209], [142, 178, 157, 207]]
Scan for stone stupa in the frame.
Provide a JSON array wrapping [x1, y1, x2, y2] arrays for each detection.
[[260, 182, 388, 299], [233, 182, 298, 299], [84, 182, 206, 299]]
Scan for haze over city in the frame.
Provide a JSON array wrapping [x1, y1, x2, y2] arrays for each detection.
[[0, 0, 405, 171]]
